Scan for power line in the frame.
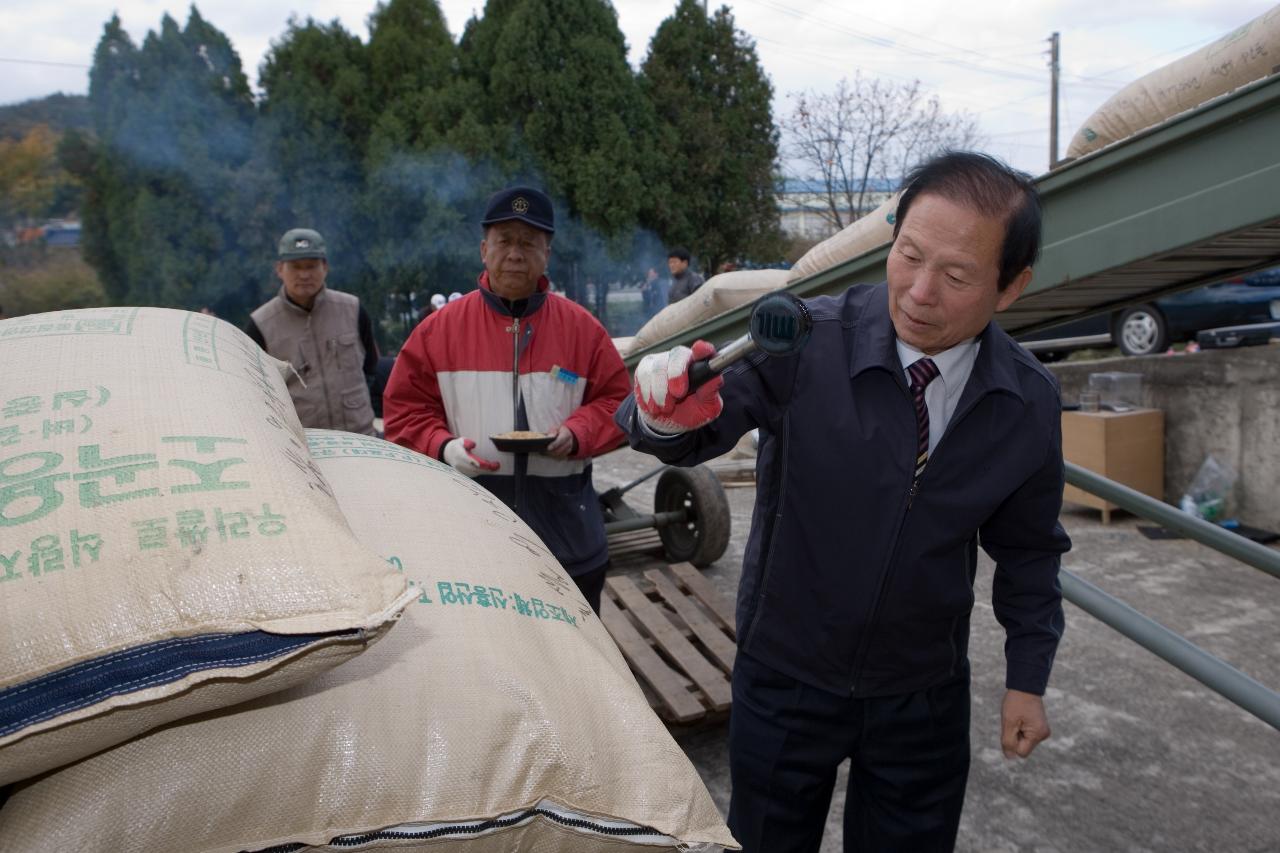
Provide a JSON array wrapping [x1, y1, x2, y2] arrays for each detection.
[[754, 33, 1031, 114], [1071, 33, 1218, 83], [0, 56, 90, 70], [743, 0, 1122, 89], [744, 0, 1047, 84]]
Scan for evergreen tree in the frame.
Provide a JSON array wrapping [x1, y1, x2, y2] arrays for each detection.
[[641, 1, 783, 272], [455, 0, 526, 164], [72, 15, 139, 302], [362, 0, 482, 342], [483, 0, 658, 239], [76, 8, 261, 316], [258, 16, 375, 318], [366, 0, 455, 153]]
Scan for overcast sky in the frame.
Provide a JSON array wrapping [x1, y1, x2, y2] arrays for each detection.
[[0, 0, 1272, 175]]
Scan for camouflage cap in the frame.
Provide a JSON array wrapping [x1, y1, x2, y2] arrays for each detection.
[[277, 228, 327, 261]]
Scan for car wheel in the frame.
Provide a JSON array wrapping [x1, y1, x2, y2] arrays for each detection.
[[1114, 305, 1168, 356]]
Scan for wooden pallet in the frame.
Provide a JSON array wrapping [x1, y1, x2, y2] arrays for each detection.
[[704, 457, 757, 488], [601, 562, 737, 724]]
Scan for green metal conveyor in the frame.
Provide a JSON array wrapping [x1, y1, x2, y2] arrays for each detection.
[[623, 72, 1280, 367]]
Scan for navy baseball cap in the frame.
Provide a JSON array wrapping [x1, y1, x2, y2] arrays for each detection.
[[481, 186, 555, 235]]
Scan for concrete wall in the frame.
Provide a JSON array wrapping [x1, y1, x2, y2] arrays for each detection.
[[1048, 343, 1280, 528]]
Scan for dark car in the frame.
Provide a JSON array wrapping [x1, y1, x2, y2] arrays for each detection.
[[1019, 267, 1280, 358]]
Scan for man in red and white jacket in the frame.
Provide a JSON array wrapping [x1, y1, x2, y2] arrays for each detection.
[[383, 186, 630, 612]]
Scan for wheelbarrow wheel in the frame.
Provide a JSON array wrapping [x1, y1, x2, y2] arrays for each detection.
[[654, 465, 731, 567]]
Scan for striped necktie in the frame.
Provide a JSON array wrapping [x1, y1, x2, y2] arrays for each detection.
[[907, 357, 941, 478]]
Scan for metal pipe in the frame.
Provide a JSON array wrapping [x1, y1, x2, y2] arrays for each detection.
[[706, 334, 759, 372], [603, 510, 687, 535], [1065, 462, 1280, 581], [1061, 570, 1280, 731], [611, 465, 670, 498]]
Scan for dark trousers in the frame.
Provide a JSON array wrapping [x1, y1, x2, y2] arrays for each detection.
[[727, 653, 970, 853], [572, 561, 608, 615]]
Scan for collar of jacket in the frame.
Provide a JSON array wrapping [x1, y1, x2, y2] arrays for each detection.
[[849, 282, 1023, 403], [476, 271, 550, 318], [276, 285, 327, 315]]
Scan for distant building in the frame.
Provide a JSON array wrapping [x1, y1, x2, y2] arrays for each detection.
[[777, 178, 897, 241], [8, 219, 81, 249], [42, 219, 81, 248]]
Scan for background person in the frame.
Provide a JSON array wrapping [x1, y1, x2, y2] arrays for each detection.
[[383, 186, 630, 613], [246, 228, 378, 435], [666, 247, 705, 305], [617, 151, 1071, 852], [640, 265, 668, 319]]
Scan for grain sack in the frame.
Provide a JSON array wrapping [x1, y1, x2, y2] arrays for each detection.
[[611, 335, 637, 358], [630, 268, 790, 354], [787, 193, 900, 283], [0, 309, 413, 786], [1068, 6, 1280, 159], [0, 431, 738, 853]]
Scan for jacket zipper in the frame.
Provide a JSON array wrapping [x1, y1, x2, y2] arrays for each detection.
[[508, 316, 522, 514], [508, 317, 521, 429], [849, 466, 916, 695], [849, 381, 919, 695], [849, 374, 997, 694]]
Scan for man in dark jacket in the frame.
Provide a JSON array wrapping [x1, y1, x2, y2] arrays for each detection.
[[617, 151, 1070, 852], [665, 247, 705, 305]]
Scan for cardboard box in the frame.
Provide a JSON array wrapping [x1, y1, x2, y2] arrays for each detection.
[[1062, 408, 1164, 523]]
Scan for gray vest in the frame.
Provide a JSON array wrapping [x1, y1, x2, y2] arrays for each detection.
[[251, 287, 375, 435]]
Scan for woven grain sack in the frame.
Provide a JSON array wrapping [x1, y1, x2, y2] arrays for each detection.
[[0, 309, 413, 786], [787, 193, 900, 283], [630, 268, 790, 353], [611, 335, 637, 358], [0, 431, 738, 853], [1068, 6, 1280, 158]]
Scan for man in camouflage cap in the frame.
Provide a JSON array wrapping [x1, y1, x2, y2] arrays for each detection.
[[246, 228, 379, 435]]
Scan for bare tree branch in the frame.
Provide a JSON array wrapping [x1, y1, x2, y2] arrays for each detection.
[[781, 73, 983, 236]]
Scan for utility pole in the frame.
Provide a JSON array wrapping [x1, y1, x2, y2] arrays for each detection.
[[1048, 32, 1060, 170]]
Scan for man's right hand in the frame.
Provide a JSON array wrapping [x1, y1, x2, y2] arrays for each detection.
[[634, 340, 724, 435], [443, 437, 500, 477]]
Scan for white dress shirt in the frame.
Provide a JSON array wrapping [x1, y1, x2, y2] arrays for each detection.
[[895, 337, 981, 457]]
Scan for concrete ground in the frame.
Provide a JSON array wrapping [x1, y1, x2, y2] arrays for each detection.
[[594, 446, 1280, 853]]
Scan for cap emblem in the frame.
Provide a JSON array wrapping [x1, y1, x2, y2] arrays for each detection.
[[512, 196, 530, 214], [295, 238, 311, 249]]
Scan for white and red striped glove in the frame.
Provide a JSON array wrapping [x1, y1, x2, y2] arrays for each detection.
[[443, 437, 500, 477], [634, 340, 724, 435]]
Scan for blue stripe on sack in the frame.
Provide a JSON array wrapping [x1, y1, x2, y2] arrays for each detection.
[[0, 630, 359, 738]]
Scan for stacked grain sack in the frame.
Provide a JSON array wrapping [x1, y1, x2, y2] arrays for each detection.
[[786, 193, 900, 284], [1068, 5, 1280, 159], [629, 268, 790, 354], [612, 335, 637, 358], [0, 431, 739, 853], [0, 308, 415, 786]]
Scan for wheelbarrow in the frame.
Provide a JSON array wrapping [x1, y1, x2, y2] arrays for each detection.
[[598, 290, 811, 568], [599, 464, 731, 567]]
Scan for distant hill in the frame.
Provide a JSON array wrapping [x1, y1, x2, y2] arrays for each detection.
[[0, 93, 91, 140]]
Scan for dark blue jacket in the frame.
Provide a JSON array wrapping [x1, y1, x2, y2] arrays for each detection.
[[615, 283, 1070, 698]]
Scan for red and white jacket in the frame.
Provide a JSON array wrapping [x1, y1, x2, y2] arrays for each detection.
[[384, 273, 629, 575]]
